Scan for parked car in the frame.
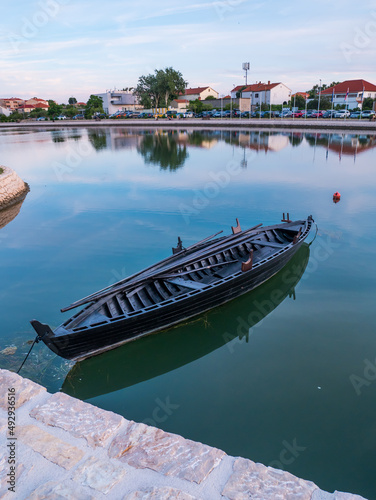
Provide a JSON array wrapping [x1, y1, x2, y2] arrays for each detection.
[[280, 109, 292, 117], [36, 116, 46, 121], [183, 111, 194, 118], [56, 115, 66, 120], [350, 111, 361, 118], [310, 111, 324, 118], [333, 110, 350, 118], [322, 110, 335, 118], [241, 111, 250, 118], [73, 114, 85, 119], [291, 111, 303, 118], [361, 110, 375, 119]]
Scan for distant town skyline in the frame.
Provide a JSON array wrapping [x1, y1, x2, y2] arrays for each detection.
[[1, 0, 376, 102]]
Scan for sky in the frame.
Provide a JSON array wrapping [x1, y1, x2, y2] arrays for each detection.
[[1, 0, 376, 103]]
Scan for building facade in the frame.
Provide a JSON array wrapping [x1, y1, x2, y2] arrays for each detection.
[[231, 82, 292, 106], [94, 91, 141, 115], [320, 79, 376, 109], [179, 87, 219, 101]]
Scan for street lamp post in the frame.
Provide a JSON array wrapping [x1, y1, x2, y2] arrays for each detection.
[[317, 79, 322, 120]]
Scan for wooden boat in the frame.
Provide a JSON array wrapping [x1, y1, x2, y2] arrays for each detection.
[[62, 243, 310, 400], [31, 214, 314, 361]]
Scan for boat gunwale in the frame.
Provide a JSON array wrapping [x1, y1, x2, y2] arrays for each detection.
[[60, 218, 312, 335]]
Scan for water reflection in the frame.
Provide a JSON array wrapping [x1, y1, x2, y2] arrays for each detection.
[[62, 243, 310, 400], [137, 131, 189, 171], [82, 129, 376, 165], [0, 188, 29, 230]]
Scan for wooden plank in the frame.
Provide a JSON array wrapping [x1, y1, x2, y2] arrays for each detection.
[[166, 277, 208, 290]]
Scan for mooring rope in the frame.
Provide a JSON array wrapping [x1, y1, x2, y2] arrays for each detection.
[[17, 336, 40, 374]]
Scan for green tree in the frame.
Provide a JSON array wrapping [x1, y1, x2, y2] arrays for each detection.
[[188, 99, 203, 114], [137, 132, 188, 171], [68, 97, 77, 105], [362, 97, 374, 110], [47, 100, 63, 118], [84, 95, 104, 118], [205, 95, 216, 100], [136, 68, 187, 108], [293, 94, 306, 109]]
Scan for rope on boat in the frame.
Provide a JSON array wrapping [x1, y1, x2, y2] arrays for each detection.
[[17, 335, 40, 374]]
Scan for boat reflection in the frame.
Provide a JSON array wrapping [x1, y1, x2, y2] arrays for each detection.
[[62, 243, 310, 400]]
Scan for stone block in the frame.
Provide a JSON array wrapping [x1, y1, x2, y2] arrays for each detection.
[[30, 392, 123, 447], [222, 457, 318, 500], [123, 486, 198, 499], [28, 480, 95, 499], [18, 425, 84, 470], [0, 369, 46, 410], [71, 455, 126, 494], [109, 421, 225, 484]]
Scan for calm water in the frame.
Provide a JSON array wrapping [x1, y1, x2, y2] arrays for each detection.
[[1, 127, 376, 498]]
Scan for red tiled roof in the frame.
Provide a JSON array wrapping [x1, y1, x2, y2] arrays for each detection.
[[173, 99, 189, 103], [321, 79, 376, 94], [181, 87, 211, 95], [292, 92, 309, 98], [34, 103, 49, 108], [231, 82, 282, 92]]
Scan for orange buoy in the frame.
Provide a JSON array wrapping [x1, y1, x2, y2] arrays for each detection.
[[333, 191, 341, 203]]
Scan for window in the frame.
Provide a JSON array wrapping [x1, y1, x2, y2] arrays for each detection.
[[255, 93, 259, 98]]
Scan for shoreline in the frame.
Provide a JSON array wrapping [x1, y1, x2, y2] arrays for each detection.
[[0, 369, 367, 499], [0, 118, 376, 133]]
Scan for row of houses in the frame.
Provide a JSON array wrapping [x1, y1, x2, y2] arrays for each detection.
[[0, 97, 87, 116]]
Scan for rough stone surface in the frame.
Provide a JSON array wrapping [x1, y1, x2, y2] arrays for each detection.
[[123, 486, 198, 500], [0, 453, 27, 498], [222, 457, 318, 500], [0, 166, 28, 210], [28, 480, 95, 499], [18, 425, 84, 470], [71, 456, 127, 494], [0, 369, 46, 410], [311, 491, 367, 500], [30, 392, 123, 447], [108, 420, 225, 484]]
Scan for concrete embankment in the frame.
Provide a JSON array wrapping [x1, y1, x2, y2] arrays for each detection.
[[0, 166, 29, 212], [0, 369, 367, 499], [0, 118, 375, 133]]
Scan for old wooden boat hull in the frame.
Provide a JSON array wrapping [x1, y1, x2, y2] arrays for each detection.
[[62, 243, 311, 400], [31, 215, 314, 360]]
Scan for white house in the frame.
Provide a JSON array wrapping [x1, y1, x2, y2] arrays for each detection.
[[179, 86, 219, 101], [231, 82, 292, 106], [94, 90, 141, 115], [320, 79, 376, 109], [0, 106, 11, 117]]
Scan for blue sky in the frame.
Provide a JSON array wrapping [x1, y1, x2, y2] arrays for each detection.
[[1, 0, 376, 102]]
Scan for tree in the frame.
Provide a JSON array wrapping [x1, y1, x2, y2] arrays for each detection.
[[205, 95, 216, 100], [84, 95, 104, 118], [68, 97, 77, 105], [293, 94, 306, 109], [188, 99, 203, 114], [47, 100, 63, 118], [136, 68, 187, 108], [362, 97, 374, 110]]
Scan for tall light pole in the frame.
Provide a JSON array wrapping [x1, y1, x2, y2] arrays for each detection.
[[317, 79, 322, 120], [242, 62, 250, 85]]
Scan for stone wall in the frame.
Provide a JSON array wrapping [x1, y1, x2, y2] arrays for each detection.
[[0, 369, 367, 499], [0, 165, 29, 211]]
